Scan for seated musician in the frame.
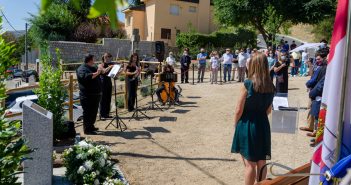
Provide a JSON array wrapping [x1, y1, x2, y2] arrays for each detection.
[[156, 64, 179, 104]]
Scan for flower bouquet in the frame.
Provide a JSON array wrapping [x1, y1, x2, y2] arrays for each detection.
[[63, 140, 125, 185]]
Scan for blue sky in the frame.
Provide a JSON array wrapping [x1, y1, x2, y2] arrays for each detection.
[[0, 0, 125, 31]]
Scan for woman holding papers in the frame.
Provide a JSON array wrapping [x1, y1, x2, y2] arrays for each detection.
[[98, 52, 114, 120], [231, 52, 275, 185]]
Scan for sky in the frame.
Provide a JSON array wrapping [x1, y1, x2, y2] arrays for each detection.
[[0, 0, 125, 32]]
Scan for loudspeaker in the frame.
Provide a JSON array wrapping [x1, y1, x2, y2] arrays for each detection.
[[132, 28, 139, 35], [155, 41, 165, 62]]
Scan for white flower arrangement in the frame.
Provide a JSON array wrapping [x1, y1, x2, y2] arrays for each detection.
[[63, 140, 124, 185]]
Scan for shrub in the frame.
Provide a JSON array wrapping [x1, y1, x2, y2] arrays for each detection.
[[35, 48, 67, 140], [73, 22, 98, 43], [63, 140, 124, 185], [176, 28, 256, 58], [29, 3, 77, 46], [0, 17, 32, 184], [115, 96, 124, 109]]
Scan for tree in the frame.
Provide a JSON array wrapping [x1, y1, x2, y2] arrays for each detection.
[[29, 3, 77, 46], [0, 16, 32, 185], [312, 16, 335, 43], [213, 0, 336, 46]]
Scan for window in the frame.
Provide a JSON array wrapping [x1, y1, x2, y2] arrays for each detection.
[[161, 28, 172, 39], [126, 16, 131, 26], [170, 5, 180, 16], [189, 6, 197, 13], [176, 29, 180, 36]]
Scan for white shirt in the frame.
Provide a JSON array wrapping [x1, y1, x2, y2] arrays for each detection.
[[302, 52, 309, 62], [166, 56, 176, 66], [221, 53, 234, 65], [238, 53, 247, 67], [210, 57, 219, 68]]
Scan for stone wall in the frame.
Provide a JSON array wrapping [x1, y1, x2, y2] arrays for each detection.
[[48, 38, 168, 62]]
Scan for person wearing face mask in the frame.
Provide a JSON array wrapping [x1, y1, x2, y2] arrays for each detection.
[[166, 52, 176, 67], [267, 51, 277, 81], [221, 48, 234, 82], [274, 52, 291, 93], [197, 48, 207, 83], [180, 49, 191, 83], [77, 54, 102, 135], [238, 49, 247, 82], [98, 53, 114, 120], [300, 48, 309, 76], [210, 51, 220, 84], [232, 50, 239, 81]]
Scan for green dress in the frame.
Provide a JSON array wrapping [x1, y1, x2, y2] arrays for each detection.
[[231, 79, 274, 162]]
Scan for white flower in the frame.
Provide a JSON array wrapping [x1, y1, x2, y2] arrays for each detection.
[[94, 179, 99, 185], [103, 153, 108, 159], [99, 158, 106, 167], [96, 170, 100, 175], [78, 140, 89, 148], [76, 154, 82, 159], [88, 149, 95, 155], [84, 160, 94, 170], [77, 166, 86, 174], [68, 148, 73, 152], [91, 172, 96, 178]]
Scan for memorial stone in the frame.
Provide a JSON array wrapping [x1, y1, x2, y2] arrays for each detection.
[[22, 100, 53, 185]]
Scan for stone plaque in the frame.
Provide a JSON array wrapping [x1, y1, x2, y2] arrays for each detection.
[[22, 100, 53, 185]]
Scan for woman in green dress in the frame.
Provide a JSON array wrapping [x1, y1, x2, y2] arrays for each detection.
[[231, 52, 275, 185]]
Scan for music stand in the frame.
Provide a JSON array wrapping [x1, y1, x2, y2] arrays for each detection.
[[129, 71, 151, 121], [105, 64, 127, 132], [144, 70, 163, 112]]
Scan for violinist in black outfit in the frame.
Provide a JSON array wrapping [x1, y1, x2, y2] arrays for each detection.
[[76, 54, 102, 135], [125, 53, 141, 112], [98, 53, 114, 120]]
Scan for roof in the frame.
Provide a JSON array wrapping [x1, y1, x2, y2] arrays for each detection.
[[122, 4, 146, 12]]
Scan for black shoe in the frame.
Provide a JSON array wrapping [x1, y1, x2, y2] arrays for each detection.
[[84, 130, 97, 135], [197, 80, 200, 83], [128, 108, 135, 112], [185, 81, 189, 83], [101, 115, 113, 120], [92, 127, 99, 131], [181, 81, 184, 84]]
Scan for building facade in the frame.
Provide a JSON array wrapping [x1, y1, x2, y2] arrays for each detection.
[[123, 0, 217, 46]]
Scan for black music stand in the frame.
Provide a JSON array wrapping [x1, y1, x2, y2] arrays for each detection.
[[129, 77, 151, 121], [145, 71, 163, 112], [105, 65, 127, 132], [161, 73, 178, 107]]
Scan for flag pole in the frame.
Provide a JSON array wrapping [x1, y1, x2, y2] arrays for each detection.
[[335, 0, 351, 161]]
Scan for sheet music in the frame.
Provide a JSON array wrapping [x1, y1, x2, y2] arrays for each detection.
[[273, 97, 289, 110], [107, 64, 121, 78]]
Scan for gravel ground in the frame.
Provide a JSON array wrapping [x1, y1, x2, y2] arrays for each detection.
[[76, 74, 314, 185]]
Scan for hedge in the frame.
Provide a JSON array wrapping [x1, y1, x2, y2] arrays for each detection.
[[176, 28, 257, 58]]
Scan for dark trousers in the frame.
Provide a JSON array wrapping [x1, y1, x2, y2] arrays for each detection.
[[127, 78, 138, 111], [80, 94, 101, 131], [100, 78, 112, 117], [181, 68, 189, 82], [198, 64, 206, 82]]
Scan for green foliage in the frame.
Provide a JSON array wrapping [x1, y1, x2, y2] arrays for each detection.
[[63, 140, 124, 185], [176, 28, 256, 58], [53, 0, 91, 22], [35, 48, 67, 140], [115, 96, 124, 109], [213, 0, 335, 44], [29, 3, 77, 46], [312, 16, 334, 43], [0, 17, 32, 185], [41, 0, 126, 29]]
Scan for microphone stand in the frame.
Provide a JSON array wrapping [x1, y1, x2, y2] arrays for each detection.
[[145, 73, 163, 112], [129, 75, 151, 121], [105, 77, 127, 132]]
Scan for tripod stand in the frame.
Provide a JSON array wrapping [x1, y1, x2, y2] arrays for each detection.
[[145, 73, 163, 112], [129, 78, 151, 121], [105, 78, 127, 132]]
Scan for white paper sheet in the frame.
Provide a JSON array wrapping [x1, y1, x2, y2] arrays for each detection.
[[107, 64, 121, 78], [273, 97, 289, 110]]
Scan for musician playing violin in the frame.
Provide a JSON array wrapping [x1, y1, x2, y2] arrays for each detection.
[[125, 53, 141, 112], [156, 64, 179, 105], [98, 52, 114, 120]]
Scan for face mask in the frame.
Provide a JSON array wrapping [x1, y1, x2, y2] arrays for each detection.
[[281, 56, 286, 61]]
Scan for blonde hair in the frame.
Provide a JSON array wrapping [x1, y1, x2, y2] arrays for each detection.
[[248, 52, 275, 93], [210, 51, 218, 57]]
